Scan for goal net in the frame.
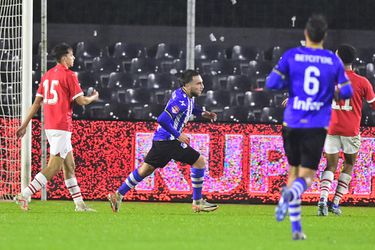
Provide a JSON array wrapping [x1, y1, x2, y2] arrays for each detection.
[[0, 0, 32, 201]]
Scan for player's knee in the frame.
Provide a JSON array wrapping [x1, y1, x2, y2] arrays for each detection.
[[193, 156, 205, 169]]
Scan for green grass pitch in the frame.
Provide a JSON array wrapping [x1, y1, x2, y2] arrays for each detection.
[[0, 200, 374, 250]]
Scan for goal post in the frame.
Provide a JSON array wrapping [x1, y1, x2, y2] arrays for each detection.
[[0, 0, 32, 200]]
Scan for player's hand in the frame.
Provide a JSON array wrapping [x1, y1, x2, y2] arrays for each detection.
[[202, 111, 217, 122], [16, 126, 26, 139], [334, 88, 340, 101], [90, 90, 99, 102], [177, 133, 190, 145], [282, 98, 288, 107]]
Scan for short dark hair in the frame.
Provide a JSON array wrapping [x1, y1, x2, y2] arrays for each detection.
[[180, 69, 200, 86], [51, 43, 72, 62], [305, 15, 328, 43], [337, 44, 356, 65]]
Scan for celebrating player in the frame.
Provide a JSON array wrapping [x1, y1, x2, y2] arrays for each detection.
[[15, 43, 99, 211], [107, 69, 219, 213], [266, 15, 353, 240], [318, 44, 375, 216]]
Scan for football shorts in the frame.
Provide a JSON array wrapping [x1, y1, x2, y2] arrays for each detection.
[[45, 129, 72, 159], [324, 134, 361, 154]]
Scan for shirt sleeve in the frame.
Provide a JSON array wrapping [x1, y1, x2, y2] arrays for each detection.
[[266, 51, 290, 90], [363, 78, 375, 103], [164, 92, 188, 119], [67, 72, 83, 101]]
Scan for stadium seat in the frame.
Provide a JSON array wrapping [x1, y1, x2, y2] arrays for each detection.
[[203, 90, 232, 108], [231, 45, 259, 61], [85, 102, 116, 120], [91, 57, 122, 73], [113, 88, 151, 105], [76, 71, 100, 89], [129, 58, 156, 74], [74, 41, 108, 59], [111, 42, 147, 60], [244, 91, 271, 108], [222, 106, 251, 123], [153, 43, 184, 60], [210, 59, 235, 75], [226, 75, 252, 91], [147, 73, 179, 90], [260, 107, 284, 123], [107, 72, 136, 89]]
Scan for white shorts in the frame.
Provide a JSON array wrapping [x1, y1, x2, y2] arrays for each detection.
[[45, 129, 72, 159], [324, 134, 361, 154]]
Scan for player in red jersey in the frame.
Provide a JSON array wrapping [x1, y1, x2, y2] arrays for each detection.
[[15, 43, 99, 211], [318, 44, 375, 216]]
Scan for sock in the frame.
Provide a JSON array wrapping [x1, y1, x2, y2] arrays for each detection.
[[288, 178, 307, 233], [333, 173, 352, 206], [191, 167, 205, 200], [21, 172, 47, 199], [289, 199, 302, 233], [65, 177, 83, 205], [320, 171, 334, 202], [118, 169, 144, 196]]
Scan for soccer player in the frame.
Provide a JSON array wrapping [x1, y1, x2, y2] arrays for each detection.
[[266, 15, 353, 240], [318, 44, 375, 216], [107, 69, 219, 213], [15, 43, 99, 211]]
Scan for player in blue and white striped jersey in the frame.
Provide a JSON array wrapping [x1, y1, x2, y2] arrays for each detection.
[[108, 70, 218, 213]]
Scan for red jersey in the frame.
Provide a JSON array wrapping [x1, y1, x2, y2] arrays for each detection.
[[328, 70, 375, 136], [36, 64, 83, 132]]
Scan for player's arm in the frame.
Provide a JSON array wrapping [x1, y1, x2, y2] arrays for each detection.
[[335, 81, 353, 100], [192, 106, 217, 122], [75, 90, 99, 106], [16, 96, 43, 138], [157, 111, 181, 139], [266, 69, 288, 90], [363, 79, 375, 109], [266, 51, 290, 90]]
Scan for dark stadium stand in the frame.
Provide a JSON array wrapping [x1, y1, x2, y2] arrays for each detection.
[[28, 41, 375, 125]]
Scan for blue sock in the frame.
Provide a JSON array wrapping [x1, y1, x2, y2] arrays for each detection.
[[191, 167, 205, 200], [118, 169, 144, 196], [288, 178, 307, 233]]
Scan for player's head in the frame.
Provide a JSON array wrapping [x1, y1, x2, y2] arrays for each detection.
[[304, 15, 328, 44], [181, 69, 204, 97], [52, 43, 75, 68], [336, 44, 356, 66]]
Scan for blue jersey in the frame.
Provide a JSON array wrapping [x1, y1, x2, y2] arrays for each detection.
[[153, 88, 195, 141], [267, 47, 350, 128]]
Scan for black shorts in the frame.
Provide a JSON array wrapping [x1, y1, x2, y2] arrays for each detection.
[[144, 140, 201, 168], [282, 126, 327, 170]]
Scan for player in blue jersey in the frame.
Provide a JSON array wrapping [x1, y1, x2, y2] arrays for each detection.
[[266, 15, 353, 240], [108, 70, 219, 213]]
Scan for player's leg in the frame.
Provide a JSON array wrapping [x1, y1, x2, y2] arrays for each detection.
[[330, 135, 360, 215], [318, 135, 341, 215], [15, 130, 65, 211], [276, 127, 300, 222], [190, 155, 218, 212], [288, 128, 326, 240], [62, 151, 95, 212], [108, 162, 155, 212], [108, 140, 169, 212]]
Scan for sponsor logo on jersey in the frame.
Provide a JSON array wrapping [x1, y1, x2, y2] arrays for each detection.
[[172, 105, 180, 114]]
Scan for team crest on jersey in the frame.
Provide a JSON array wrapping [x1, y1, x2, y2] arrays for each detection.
[[171, 105, 180, 114]]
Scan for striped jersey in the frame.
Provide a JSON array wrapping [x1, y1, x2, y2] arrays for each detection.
[[153, 88, 195, 141]]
